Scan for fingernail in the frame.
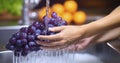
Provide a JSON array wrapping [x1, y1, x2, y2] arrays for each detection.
[[48, 28, 53, 31], [36, 41, 39, 44], [37, 35, 41, 38]]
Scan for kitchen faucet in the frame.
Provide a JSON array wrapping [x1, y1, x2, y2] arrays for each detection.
[[21, 0, 41, 25]]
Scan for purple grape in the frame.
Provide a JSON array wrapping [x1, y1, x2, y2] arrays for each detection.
[[39, 23, 45, 30], [21, 39, 27, 45], [6, 43, 15, 50], [51, 12, 57, 18], [48, 24, 54, 28], [27, 35, 35, 41], [20, 27, 28, 33], [57, 17, 62, 21], [28, 41, 36, 47], [13, 32, 20, 39], [28, 26, 36, 34], [9, 45, 15, 50], [32, 21, 41, 29], [49, 18, 56, 25], [54, 21, 60, 26], [13, 32, 27, 39], [34, 29, 41, 39], [16, 40, 22, 46], [24, 45, 29, 50], [32, 21, 40, 25], [35, 29, 41, 35], [19, 32, 27, 39], [41, 30, 47, 35], [50, 18, 55, 21], [9, 37, 16, 44]]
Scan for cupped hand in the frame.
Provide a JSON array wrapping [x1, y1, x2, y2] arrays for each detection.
[[37, 25, 87, 49], [67, 36, 95, 51]]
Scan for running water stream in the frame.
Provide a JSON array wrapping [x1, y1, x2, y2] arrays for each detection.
[[13, 0, 75, 63], [45, 0, 50, 35], [13, 49, 75, 63]]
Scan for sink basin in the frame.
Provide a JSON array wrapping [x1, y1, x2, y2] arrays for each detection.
[[0, 50, 120, 63], [0, 51, 13, 63], [0, 26, 120, 63], [0, 50, 104, 63]]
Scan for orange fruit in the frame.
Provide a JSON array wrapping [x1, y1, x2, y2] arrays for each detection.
[[61, 12, 72, 24], [64, 1, 78, 13], [52, 3, 64, 15], [38, 7, 51, 20], [73, 11, 86, 25]]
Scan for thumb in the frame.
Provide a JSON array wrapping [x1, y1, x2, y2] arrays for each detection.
[[49, 26, 65, 32]]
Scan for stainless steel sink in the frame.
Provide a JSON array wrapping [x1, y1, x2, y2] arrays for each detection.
[[0, 50, 104, 63], [0, 51, 13, 63], [0, 26, 120, 63], [0, 49, 120, 63]]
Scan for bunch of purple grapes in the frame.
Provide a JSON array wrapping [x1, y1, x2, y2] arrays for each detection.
[[6, 12, 67, 56]]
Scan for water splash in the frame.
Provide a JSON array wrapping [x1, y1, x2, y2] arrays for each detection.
[[13, 49, 75, 63], [45, 0, 50, 35]]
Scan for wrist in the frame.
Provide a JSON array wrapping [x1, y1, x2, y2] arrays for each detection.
[[76, 25, 90, 38], [82, 20, 104, 38]]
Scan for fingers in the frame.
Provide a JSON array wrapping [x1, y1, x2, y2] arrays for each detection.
[[49, 26, 65, 32], [36, 40, 69, 50], [37, 34, 62, 40], [40, 45, 68, 50], [36, 40, 66, 47], [76, 38, 91, 51], [67, 45, 77, 51]]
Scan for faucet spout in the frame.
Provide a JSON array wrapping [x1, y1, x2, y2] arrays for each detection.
[[22, 0, 30, 25]]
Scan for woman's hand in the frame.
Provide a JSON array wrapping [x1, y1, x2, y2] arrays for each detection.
[[37, 25, 88, 49], [67, 36, 94, 51]]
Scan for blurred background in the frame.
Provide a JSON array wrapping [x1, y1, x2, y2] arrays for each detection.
[[0, 0, 120, 26]]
